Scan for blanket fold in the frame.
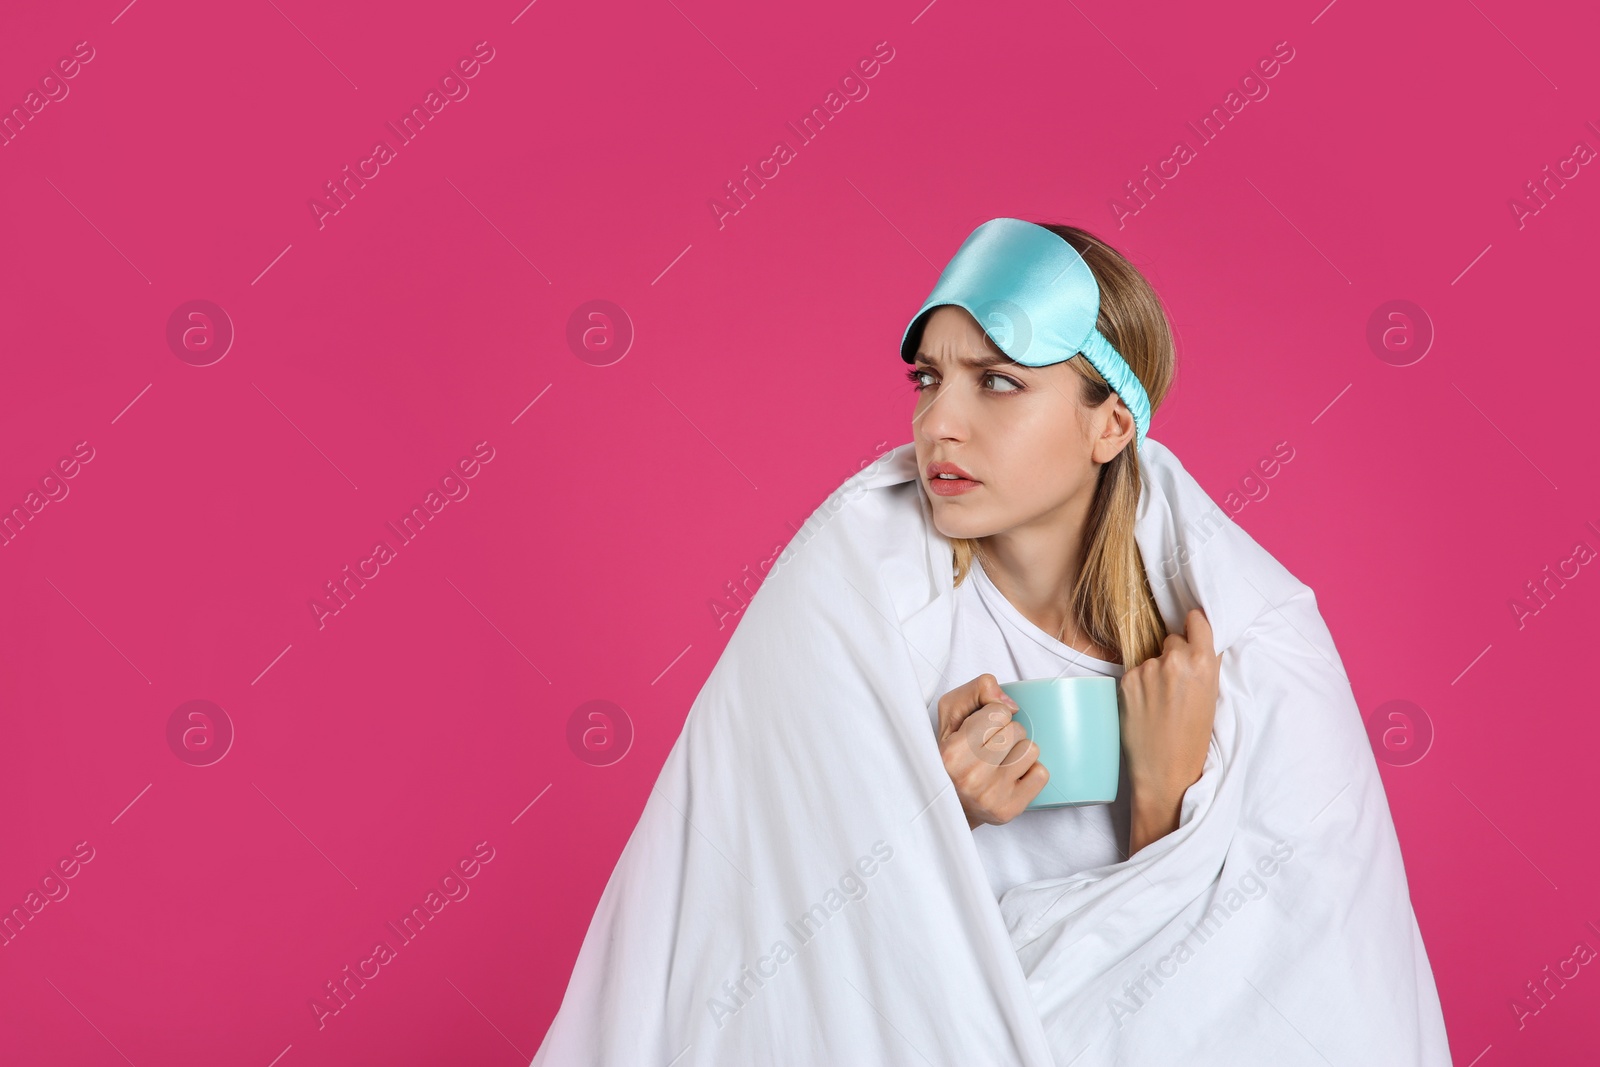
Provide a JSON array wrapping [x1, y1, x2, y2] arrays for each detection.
[[531, 438, 1450, 1066]]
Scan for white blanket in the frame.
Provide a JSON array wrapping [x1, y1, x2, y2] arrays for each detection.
[[530, 438, 1451, 1066]]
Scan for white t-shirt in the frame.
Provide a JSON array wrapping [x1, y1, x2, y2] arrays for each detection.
[[927, 553, 1131, 901]]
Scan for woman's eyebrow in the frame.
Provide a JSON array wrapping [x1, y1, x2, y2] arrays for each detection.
[[914, 350, 1021, 370]]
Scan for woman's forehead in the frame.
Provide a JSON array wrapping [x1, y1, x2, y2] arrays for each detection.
[[916, 306, 1015, 365]]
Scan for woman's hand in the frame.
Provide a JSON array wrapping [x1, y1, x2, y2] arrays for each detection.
[[935, 674, 1048, 829], [1120, 608, 1221, 854]]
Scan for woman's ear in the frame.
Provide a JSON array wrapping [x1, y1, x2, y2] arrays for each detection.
[[1092, 398, 1137, 463]]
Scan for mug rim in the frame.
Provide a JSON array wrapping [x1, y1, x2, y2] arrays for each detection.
[[1000, 675, 1117, 690]]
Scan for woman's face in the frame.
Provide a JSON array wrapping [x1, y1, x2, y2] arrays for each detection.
[[908, 305, 1134, 541]]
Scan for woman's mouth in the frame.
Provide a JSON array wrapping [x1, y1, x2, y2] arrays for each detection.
[[927, 462, 981, 497]]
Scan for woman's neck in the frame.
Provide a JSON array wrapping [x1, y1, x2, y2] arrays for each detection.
[[975, 504, 1118, 662]]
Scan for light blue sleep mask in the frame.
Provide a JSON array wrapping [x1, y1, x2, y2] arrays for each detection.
[[899, 217, 1151, 451]]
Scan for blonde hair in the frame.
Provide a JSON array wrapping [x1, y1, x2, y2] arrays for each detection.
[[948, 223, 1176, 670]]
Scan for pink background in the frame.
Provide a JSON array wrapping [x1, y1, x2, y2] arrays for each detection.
[[2, 0, 1596, 1063]]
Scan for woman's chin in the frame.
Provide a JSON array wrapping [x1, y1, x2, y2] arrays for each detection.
[[930, 510, 993, 542]]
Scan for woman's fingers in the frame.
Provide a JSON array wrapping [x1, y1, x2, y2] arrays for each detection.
[[961, 738, 1044, 822], [1016, 757, 1050, 802], [989, 741, 1048, 818], [1160, 607, 1216, 657], [1005, 737, 1043, 782], [961, 710, 1028, 769], [937, 672, 1015, 740], [1119, 607, 1222, 806], [1185, 608, 1216, 658], [936, 674, 1049, 826]]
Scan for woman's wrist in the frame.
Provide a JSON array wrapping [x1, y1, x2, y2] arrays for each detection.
[[1128, 785, 1183, 855]]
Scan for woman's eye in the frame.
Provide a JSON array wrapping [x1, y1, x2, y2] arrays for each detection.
[[905, 368, 1020, 393]]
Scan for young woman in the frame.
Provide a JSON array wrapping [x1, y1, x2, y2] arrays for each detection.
[[531, 217, 1451, 1066], [902, 223, 1221, 902]]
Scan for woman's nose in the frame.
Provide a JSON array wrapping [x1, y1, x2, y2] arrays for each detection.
[[914, 384, 969, 442]]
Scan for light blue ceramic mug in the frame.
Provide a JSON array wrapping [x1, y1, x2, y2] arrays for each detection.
[[999, 677, 1121, 809]]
